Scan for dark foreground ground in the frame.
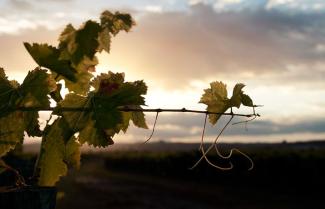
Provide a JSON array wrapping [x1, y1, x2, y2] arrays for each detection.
[[54, 142, 325, 209]]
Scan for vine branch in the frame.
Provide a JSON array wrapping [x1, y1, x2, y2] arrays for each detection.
[[7, 107, 260, 118]]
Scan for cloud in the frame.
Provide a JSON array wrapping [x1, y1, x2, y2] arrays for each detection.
[[266, 0, 325, 11], [0, 27, 60, 78], [117, 112, 325, 142], [0, 1, 324, 143], [105, 3, 325, 89], [10, 0, 33, 10]]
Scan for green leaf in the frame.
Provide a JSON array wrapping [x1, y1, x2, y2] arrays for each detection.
[[38, 119, 78, 186], [119, 105, 148, 130], [72, 72, 148, 147], [50, 83, 63, 103], [0, 112, 25, 157], [241, 93, 254, 107], [64, 137, 81, 169], [78, 119, 114, 147], [92, 95, 123, 130], [199, 81, 230, 125], [19, 68, 56, 108], [55, 93, 91, 132], [91, 71, 125, 92], [229, 83, 254, 108], [58, 56, 97, 95], [70, 20, 101, 65], [0, 68, 6, 78], [0, 69, 19, 116], [56, 92, 116, 147], [63, 70, 93, 95], [100, 11, 135, 35], [24, 43, 77, 82], [229, 83, 245, 108], [98, 28, 111, 53], [24, 112, 42, 137], [130, 106, 148, 129], [58, 24, 77, 59]]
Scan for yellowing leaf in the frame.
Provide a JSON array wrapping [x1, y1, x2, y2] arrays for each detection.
[[38, 119, 80, 186], [38, 120, 68, 186], [200, 81, 230, 125], [130, 106, 148, 129], [64, 137, 81, 169]]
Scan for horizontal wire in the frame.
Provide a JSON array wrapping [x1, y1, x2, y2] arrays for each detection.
[[5, 107, 260, 118]]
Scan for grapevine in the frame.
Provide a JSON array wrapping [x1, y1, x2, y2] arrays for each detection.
[[0, 10, 259, 187]]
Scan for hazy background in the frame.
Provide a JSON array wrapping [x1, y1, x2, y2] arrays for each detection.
[[0, 0, 324, 143]]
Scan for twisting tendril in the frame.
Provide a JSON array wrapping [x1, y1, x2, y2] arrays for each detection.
[[191, 112, 255, 171], [143, 111, 159, 144]]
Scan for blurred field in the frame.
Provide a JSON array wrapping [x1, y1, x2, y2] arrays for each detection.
[[53, 141, 325, 209]]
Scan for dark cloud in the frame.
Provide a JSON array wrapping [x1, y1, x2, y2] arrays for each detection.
[[10, 0, 32, 10], [125, 113, 325, 140], [107, 3, 325, 88]]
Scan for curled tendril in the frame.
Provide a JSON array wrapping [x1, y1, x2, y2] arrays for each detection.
[[192, 112, 255, 171], [143, 112, 159, 144], [191, 115, 234, 170]]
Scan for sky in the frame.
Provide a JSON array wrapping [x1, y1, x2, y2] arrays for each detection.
[[0, 0, 325, 143]]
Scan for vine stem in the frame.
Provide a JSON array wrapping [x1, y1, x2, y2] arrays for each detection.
[[8, 107, 259, 118]]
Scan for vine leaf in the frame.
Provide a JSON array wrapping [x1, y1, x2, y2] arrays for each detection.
[[55, 93, 91, 132], [0, 112, 25, 157], [23, 43, 77, 82], [0, 68, 19, 117], [19, 68, 57, 108], [200, 81, 230, 125], [19, 68, 56, 136], [38, 119, 80, 186], [50, 83, 63, 103], [70, 20, 101, 65], [229, 83, 254, 108], [62, 57, 96, 95], [55, 72, 148, 147], [58, 24, 77, 60], [100, 11, 135, 35], [78, 120, 114, 147], [64, 137, 81, 169], [229, 83, 245, 108], [23, 112, 42, 137], [98, 28, 111, 53], [124, 105, 148, 129], [200, 81, 255, 125], [241, 93, 254, 107]]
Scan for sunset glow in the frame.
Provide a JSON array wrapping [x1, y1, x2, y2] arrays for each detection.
[[1, 0, 324, 143]]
